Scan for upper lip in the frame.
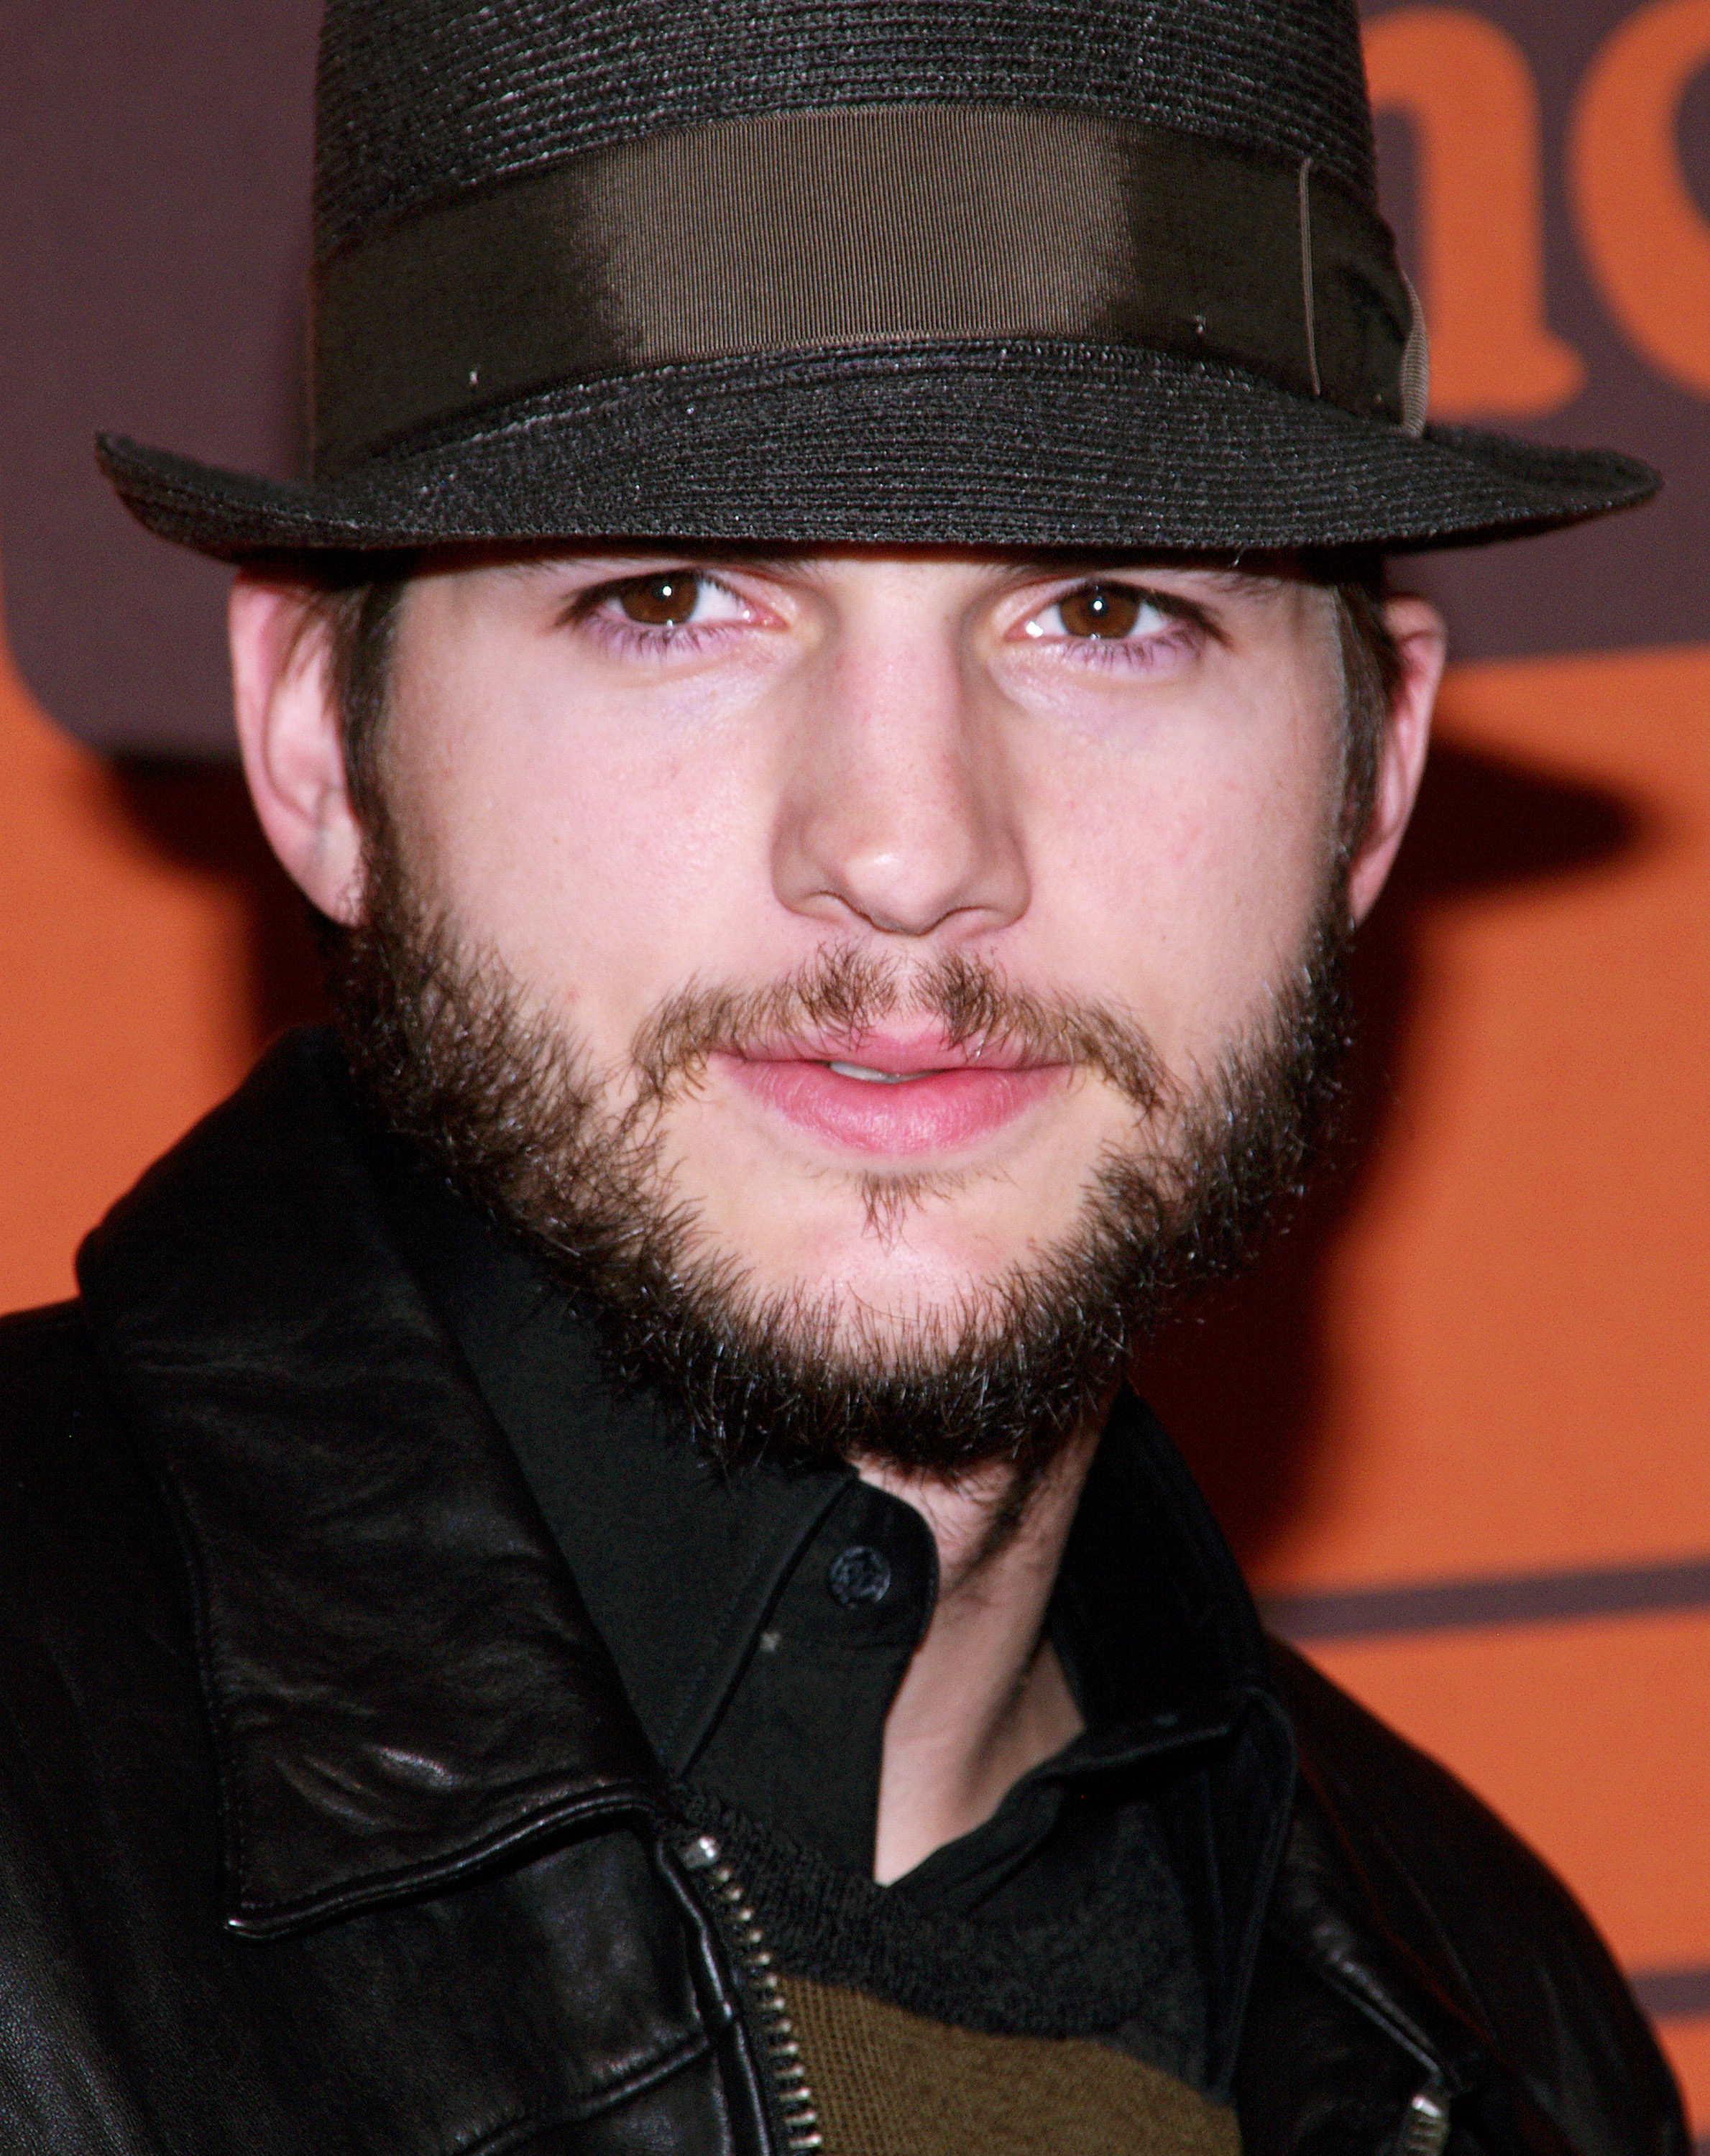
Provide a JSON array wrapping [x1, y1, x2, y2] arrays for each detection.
[[725, 1029, 1056, 1072]]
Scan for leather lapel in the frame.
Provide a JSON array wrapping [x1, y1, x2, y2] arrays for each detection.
[[77, 1031, 663, 1938], [1256, 1644, 1591, 2155]]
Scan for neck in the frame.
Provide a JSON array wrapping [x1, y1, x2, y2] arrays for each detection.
[[858, 1416, 1105, 1885]]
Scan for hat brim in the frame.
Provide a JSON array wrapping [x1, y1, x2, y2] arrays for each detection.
[[97, 343, 1658, 563]]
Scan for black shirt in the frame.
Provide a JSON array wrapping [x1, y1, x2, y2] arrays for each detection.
[[375, 1140, 1295, 2095]]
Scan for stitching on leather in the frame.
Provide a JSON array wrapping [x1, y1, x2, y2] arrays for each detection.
[[1321, 1779, 1505, 2063], [1260, 1909, 1442, 2077], [229, 1782, 663, 1931], [115, 1429, 263, 1909]]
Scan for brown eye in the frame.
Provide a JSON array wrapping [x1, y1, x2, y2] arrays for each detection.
[[617, 572, 702, 627], [1057, 583, 1144, 639]]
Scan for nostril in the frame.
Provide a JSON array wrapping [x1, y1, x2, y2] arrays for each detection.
[[768, 687, 1030, 936], [778, 826, 1030, 941]]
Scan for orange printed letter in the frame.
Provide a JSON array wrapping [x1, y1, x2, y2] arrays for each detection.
[[1366, 6, 1584, 418], [1571, 0, 1710, 396]]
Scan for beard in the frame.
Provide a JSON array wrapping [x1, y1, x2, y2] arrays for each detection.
[[328, 824, 1353, 1492]]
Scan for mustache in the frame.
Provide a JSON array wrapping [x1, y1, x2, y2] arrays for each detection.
[[630, 944, 1173, 1114]]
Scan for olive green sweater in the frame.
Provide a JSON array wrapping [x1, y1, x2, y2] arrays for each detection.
[[781, 1975, 1241, 2155]]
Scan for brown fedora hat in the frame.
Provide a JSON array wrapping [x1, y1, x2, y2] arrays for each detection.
[[98, 0, 1658, 561]]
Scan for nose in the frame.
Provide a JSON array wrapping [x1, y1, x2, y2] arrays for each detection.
[[769, 591, 1030, 941]]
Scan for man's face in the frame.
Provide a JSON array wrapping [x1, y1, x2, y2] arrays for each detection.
[[239, 545, 1435, 1473], [372, 551, 1348, 1309]]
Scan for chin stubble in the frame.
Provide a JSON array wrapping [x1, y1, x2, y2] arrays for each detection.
[[328, 834, 1353, 1491]]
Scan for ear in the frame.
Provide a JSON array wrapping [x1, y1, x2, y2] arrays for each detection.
[[229, 573, 366, 925], [1346, 593, 1446, 926]]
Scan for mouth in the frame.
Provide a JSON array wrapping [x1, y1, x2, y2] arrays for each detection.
[[714, 1031, 1066, 1157]]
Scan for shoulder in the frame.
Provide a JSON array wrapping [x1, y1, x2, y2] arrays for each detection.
[[1270, 1636, 1642, 2001], [1260, 1638, 1687, 2156], [0, 1299, 120, 1539], [0, 1296, 103, 1417], [0, 1294, 131, 1498], [0, 1296, 187, 1654], [0, 1304, 216, 2145]]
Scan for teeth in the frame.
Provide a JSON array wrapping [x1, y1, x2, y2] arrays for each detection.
[[827, 1060, 924, 1084]]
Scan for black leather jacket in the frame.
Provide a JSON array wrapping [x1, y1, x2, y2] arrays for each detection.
[[0, 1037, 1686, 2156]]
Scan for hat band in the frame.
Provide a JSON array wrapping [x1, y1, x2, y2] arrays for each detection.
[[311, 103, 1416, 477]]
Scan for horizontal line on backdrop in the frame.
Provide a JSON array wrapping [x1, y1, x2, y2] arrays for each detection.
[[1629, 1966, 1710, 2022], [1261, 1555, 1710, 1642]]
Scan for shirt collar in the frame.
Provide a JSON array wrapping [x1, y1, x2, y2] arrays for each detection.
[[374, 1137, 867, 1772], [385, 1129, 1282, 1755], [377, 1135, 1273, 1764]]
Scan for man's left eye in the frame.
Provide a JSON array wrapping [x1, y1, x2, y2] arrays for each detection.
[[1026, 583, 1170, 642]]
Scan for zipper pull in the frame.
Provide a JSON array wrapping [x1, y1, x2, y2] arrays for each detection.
[[1394, 2083, 1452, 2156]]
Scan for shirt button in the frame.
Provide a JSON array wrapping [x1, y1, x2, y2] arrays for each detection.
[[827, 1544, 892, 1607]]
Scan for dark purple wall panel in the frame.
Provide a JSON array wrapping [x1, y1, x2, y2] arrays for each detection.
[[2, 0, 1706, 752], [1, 1, 318, 753]]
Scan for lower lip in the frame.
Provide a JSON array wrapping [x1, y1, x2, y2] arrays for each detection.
[[720, 1056, 1063, 1156]]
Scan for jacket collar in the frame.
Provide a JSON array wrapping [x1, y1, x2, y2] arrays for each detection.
[[77, 1030, 663, 1938]]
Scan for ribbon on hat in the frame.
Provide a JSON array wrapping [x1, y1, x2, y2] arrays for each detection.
[[311, 102, 1420, 476]]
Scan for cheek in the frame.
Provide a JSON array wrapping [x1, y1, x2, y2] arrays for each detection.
[[379, 643, 773, 1041], [1026, 689, 1343, 1066]]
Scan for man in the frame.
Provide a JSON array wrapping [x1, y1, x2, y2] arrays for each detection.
[[0, 1, 1683, 2151]]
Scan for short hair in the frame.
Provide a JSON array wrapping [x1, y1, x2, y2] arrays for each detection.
[[302, 551, 1400, 876], [1333, 570, 1402, 862], [302, 561, 413, 832]]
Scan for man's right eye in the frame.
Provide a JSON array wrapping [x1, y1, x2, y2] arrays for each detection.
[[577, 568, 755, 637], [615, 572, 707, 627], [566, 566, 756, 650]]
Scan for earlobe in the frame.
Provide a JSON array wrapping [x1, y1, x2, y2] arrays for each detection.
[[1346, 593, 1447, 926], [229, 575, 367, 925]]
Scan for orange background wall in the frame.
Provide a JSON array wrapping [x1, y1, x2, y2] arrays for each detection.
[[3, 1, 1707, 2139], [1152, 641, 1710, 2116]]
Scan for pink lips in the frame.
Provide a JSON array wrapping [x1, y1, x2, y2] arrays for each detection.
[[718, 1033, 1064, 1158]]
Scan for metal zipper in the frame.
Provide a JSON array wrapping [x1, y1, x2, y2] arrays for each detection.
[[1393, 2082, 1452, 2156], [680, 1832, 826, 2155]]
